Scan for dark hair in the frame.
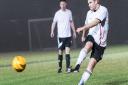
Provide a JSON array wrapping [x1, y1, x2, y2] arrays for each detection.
[[59, 0, 67, 2]]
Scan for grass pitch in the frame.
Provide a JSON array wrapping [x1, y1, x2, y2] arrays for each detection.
[[0, 45, 128, 85]]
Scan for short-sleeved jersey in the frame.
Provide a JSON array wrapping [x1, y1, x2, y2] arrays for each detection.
[[85, 5, 109, 47], [53, 9, 73, 38]]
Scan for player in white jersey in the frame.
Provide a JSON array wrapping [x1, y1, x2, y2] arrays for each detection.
[[50, 0, 76, 73], [71, 0, 109, 84]]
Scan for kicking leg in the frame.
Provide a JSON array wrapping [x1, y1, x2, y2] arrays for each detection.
[[74, 41, 93, 72]]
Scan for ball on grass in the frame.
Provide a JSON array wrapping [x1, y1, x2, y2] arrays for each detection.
[[12, 56, 26, 72]]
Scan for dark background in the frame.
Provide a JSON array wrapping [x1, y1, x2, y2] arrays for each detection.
[[0, 0, 127, 52]]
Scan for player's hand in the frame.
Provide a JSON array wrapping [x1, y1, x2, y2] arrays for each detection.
[[50, 32, 54, 38], [81, 36, 85, 42], [76, 27, 82, 34], [73, 32, 77, 39]]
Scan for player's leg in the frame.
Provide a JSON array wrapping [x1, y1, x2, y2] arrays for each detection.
[[73, 41, 93, 72], [73, 35, 94, 72], [65, 37, 72, 73], [78, 43, 106, 84], [78, 58, 97, 85], [58, 49, 63, 73], [57, 37, 65, 73], [65, 47, 71, 72]]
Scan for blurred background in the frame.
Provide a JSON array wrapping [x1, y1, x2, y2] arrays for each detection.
[[0, 0, 127, 52]]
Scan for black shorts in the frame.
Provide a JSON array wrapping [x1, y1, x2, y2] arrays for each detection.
[[58, 37, 72, 50], [84, 35, 106, 62]]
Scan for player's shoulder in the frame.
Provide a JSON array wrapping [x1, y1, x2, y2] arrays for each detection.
[[55, 9, 61, 14], [87, 10, 92, 16], [66, 9, 71, 11], [87, 10, 91, 14], [66, 9, 72, 13], [54, 10, 61, 17], [100, 5, 108, 12]]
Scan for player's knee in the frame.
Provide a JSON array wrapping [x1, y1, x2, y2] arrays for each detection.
[[84, 42, 93, 52], [86, 41, 93, 48], [65, 47, 70, 54], [58, 50, 63, 55]]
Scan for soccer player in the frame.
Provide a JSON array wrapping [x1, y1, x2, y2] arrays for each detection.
[[72, 0, 109, 84], [50, 0, 76, 73]]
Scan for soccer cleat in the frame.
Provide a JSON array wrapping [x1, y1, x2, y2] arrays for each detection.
[[73, 64, 80, 72], [58, 68, 62, 73], [66, 68, 71, 73], [78, 79, 84, 85], [78, 82, 84, 85], [70, 68, 79, 73], [70, 64, 80, 73], [74, 69, 79, 73]]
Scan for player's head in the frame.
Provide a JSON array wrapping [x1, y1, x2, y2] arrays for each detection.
[[88, 0, 100, 11], [59, 0, 67, 10]]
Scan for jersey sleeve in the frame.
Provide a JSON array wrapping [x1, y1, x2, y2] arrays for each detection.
[[95, 8, 107, 22], [69, 11, 73, 21], [53, 12, 58, 23]]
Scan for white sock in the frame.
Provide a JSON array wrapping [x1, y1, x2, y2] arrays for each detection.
[[78, 69, 92, 85], [76, 48, 87, 65]]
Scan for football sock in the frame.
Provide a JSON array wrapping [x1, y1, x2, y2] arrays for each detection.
[[79, 69, 92, 84], [65, 54, 70, 69], [58, 55, 63, 69], [76, 48, 87, 67]]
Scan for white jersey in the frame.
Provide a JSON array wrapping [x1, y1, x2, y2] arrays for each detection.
[[53, 9, 73, 38], [85, 5, 109, 47]]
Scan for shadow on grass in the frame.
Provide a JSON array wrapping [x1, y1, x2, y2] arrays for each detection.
[[105, 79, 128, 85]]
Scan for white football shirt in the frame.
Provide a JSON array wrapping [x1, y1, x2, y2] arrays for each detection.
[[85, 5, 109, 47], [53, 9, 73, 38]]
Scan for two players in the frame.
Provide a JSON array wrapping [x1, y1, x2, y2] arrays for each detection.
[[51, 0, 109, 84]]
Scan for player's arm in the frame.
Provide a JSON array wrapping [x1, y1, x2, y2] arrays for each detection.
[[76, 18, 100, 33], [51, 12, 58, 38], [70, 21, 76, 38], [81, 12, 89, 42], [81, 28, 89, 42], [70, 11, 76, 39], [81, 29, 86, 42], [50, 21, 56, 38], [77, 8, 107, 33]]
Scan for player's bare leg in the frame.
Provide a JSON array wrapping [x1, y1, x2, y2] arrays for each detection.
[[65, 47, 71, 73], [73, 41, 93, 72], [58, 50, 63, 73], [78, 58, 97, 85]]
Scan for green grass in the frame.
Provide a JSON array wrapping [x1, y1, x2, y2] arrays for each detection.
[[0, 45, 128, 85]]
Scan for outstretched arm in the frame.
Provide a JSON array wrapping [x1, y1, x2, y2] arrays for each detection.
[[76, 19, 100, 33]]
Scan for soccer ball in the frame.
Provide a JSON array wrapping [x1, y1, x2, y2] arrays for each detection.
[[12, 56, 26, 72]]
